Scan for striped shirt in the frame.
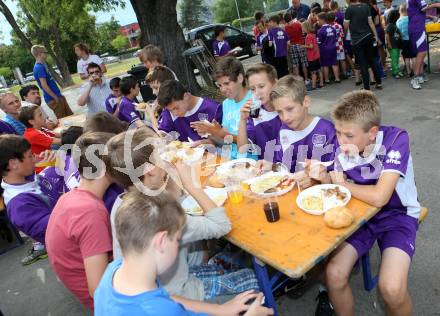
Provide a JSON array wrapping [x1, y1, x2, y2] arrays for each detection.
[[3, 114, 26, 135], [79, 78, 112, 115]]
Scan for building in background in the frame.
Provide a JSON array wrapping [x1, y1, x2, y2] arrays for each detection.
[[119, 23, 141, 48]]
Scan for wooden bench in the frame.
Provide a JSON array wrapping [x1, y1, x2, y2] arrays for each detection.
[[362, 207, 428, 291]]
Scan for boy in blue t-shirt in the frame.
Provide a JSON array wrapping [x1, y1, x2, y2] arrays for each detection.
[[314, 91, 420, 316], [94, 190, 271, 316], [31, 45, 73, 119], [192, 57, 256, 159]]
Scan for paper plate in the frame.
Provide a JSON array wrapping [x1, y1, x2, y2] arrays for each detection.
[[296, 184, 351, 216], [244, 171, 295, 198], [181, 187, 228, 216], [160, 146, 205, 164], [215, 158, 257, 180]]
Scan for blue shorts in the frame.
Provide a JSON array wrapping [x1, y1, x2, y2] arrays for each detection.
[[346, 210, 418, 259]]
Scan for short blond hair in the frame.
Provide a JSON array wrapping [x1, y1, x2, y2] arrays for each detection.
[[302, 20, 314, 34], [31, 45, 46, 58], [115, 189, 186, 256], [139, 44, 164, 64], [245, 63, 277, 84], [270, 75, 307, 105], [332, 90, 381, 131], [0, 92, 18, 108]]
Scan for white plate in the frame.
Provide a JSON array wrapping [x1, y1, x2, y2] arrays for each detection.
[[160, 146, 205, 164], [245, 171, 295, 197], [215, 158, 257, 179], [296, 184, 351, 216], [181, 187, 228, 215]]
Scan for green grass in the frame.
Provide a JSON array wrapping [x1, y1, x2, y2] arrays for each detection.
[[9, 57, 140, 95]]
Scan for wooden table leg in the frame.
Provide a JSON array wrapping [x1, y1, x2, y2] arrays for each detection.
[[252, 257, 279, 316]]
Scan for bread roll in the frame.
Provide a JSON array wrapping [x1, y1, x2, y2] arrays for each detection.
[[324, 206, 354, 229], [207, 175, 225, 188]]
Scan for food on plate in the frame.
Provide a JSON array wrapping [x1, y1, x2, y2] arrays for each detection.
[[323, 186, 347, 202], [324, 206, 354, 229], [160, 141, 203, 163], [301, 195, 324, 211], [207, 175, 225, 188], [250, 173, 295, 194], [215, 159, 259, 183]]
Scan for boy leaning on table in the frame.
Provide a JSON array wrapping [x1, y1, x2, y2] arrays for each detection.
[[105, 128, 265, 316], [310, 90, 420, 316]]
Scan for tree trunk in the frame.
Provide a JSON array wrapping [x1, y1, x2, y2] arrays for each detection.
[[0, 0, 33, 50], [130, 0, 200, 92]]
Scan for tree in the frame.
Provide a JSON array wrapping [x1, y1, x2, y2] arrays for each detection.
[[0, 41, 35, 75], [213, 0, 264, 24], [130, 0, 199, 91], [0, 67, 13, 80], [178, 0, 209, 31], [95, 17, 121, 55], [111, 35, 129, 51]]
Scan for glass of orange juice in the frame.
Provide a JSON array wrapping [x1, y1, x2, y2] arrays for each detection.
[[228, 185, 243, 204]]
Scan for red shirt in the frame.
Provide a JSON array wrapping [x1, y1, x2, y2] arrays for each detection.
[[45, 188, 112, 310], [285, 21, 304, 45], [24, 127, 54, 155], [305, 33, 320, 61]]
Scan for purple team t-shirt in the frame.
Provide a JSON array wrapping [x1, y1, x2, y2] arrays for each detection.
[[268, 27, 289, 57], [275, 117, 336, 172], [158, 97, 222, 142], [117, 96, 141, 125], [39, 166, 65, 203], [317, 24, 337, 51], [212, 40, 231, 57], [407, 0, 427, 34], [336, 10, 345, 27], [334, 126, 421, 219], [105, 94, 119, 114], [0, 120, 16, 135], [246, 108, 282, 161]]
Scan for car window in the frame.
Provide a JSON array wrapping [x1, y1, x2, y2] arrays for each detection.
[[226, 27, 241, 37], [199, 29, 215, 41]]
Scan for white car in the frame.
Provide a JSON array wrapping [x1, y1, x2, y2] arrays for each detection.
[[102, 56, 121, 64]]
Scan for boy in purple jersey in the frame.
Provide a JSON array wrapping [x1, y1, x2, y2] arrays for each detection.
[[116, 75, 144, 128], [267, 15, 289, 78], [157, 80, 222, 147], [212, 25, 232, 58], [315, 91, 420, 316], [0, 135, 57, 265], [237, 64, 281, 161], [269, 75, 336, 187], [104, 77, 121, 115], [407, 0, 440, 89], [256, 20, 272, 64], [317, 12, 340, 83]]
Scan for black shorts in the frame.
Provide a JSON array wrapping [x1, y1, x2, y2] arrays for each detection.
[[307, 59, 321, 72], [401, 40, 416, 59]]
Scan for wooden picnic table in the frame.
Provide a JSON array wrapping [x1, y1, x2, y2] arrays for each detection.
[[54, 113, 86, 133], [213, 168, 380, 315]]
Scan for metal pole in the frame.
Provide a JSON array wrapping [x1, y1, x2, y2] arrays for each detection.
[[234, 0, 243, 30]]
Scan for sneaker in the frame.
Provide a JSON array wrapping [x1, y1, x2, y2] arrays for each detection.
[[315, 290, 334, 316], [416, 76, 424, 84], [422, 74, 429, 82], [273, 276, 306, 298], [21, 248, 48, 266], [410, 78, 422, 90]]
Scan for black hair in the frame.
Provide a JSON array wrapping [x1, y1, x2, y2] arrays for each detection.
[[0, 135, 31, 177], [387, 9, 400, 24], [157, 80, 188, 108], [61, 126, 84, 147], [109, 77, 121, 90], [18, 105, 39, 128], [214, 25, 226, 38], [269, 15, 281, 24], [326, 11, 336, 23], [86, 62, 101, 74], [255, 11, 264, 20], [284, 12, 293, 23], [120, 75, 138, 96], [311, 6, 322, 14], [311, 2, 322, 9], [19, 85, 39, 101], [317, 12, 328, 21]]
